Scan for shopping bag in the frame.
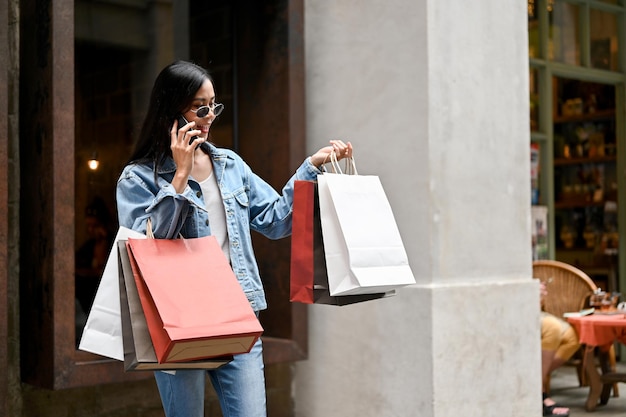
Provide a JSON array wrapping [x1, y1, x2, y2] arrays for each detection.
[[78, 226, 146, 360], [290, 180, 394, 305], [317, 158, 416, 296], [117, 241, 232, 371], [126, 236, 263, 363]]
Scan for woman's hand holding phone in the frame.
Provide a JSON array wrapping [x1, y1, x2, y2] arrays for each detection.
[[169, 116, 204, 193]]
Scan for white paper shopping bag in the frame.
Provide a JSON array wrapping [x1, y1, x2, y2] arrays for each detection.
[[318, 172, 416, 296], [78, 226, 145, 360]]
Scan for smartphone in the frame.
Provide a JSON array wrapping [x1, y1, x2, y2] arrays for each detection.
[[177, 115, 199, 145]]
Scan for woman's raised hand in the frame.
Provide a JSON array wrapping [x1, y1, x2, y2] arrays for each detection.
[[310, 140, 353, 168], [169, 119, 204, 193]]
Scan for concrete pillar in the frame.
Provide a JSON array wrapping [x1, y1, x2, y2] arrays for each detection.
[[297, 1, 540, 416]]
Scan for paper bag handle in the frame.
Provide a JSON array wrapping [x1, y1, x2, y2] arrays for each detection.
[[145, 217, 183, 240], [328, 151, 358, 175], [146, 218, 155, 239]]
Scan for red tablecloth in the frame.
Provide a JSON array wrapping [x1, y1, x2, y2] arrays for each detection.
[[567, 314, 626, 348]]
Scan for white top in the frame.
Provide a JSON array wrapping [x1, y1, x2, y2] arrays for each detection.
[[199, 172, 230, 263]]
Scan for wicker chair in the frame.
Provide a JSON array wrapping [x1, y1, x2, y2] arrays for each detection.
[[532, 260, 619, 397], [533, 260, 597, 317]]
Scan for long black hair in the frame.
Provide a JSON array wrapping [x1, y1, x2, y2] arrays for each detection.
[[127, 60, 214, 172]]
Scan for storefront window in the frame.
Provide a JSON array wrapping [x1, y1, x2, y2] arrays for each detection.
[[590, 8, 619, 71], [549, 2, 580, 65]]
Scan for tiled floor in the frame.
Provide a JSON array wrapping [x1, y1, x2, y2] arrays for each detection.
[[549, 361, 626, 416]]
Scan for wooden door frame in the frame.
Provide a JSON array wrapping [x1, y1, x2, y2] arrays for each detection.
[[0, 0, 9, 412]]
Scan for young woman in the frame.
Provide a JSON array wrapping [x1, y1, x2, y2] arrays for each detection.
[[116, 60, 352, 417]]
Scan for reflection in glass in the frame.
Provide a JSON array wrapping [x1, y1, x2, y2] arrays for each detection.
[[590, 8, 618, 71], [549, 2, 580, 65], [74, 44, 133, 346], [75, 197, 114, 345], [554, 78, 615, 120], [530, 68, 540, 132], [552, 78, 618, 270], [528, 0, 556, 19]]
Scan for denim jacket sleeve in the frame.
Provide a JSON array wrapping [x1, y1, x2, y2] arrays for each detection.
[[247, 156, 322, 239], [116, 163, 207, 239], [117, 154, 321, 240]]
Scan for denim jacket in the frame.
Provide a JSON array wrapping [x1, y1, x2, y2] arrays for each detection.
[[116, 143, 321, 311]]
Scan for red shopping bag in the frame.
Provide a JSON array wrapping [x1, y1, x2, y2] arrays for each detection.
[[290, 180, 317, 303], [118, 241, 232, 371], [290, 180, 393, 305], [126, 236, 263, 363]]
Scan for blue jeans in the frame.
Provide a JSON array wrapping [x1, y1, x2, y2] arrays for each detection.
[[154, 338, 266, 417]]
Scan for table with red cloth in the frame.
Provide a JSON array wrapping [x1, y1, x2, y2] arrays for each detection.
[[567, 314, 626, 412]]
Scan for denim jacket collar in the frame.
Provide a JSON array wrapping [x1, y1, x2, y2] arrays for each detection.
[[155, 143, 234, 175]]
